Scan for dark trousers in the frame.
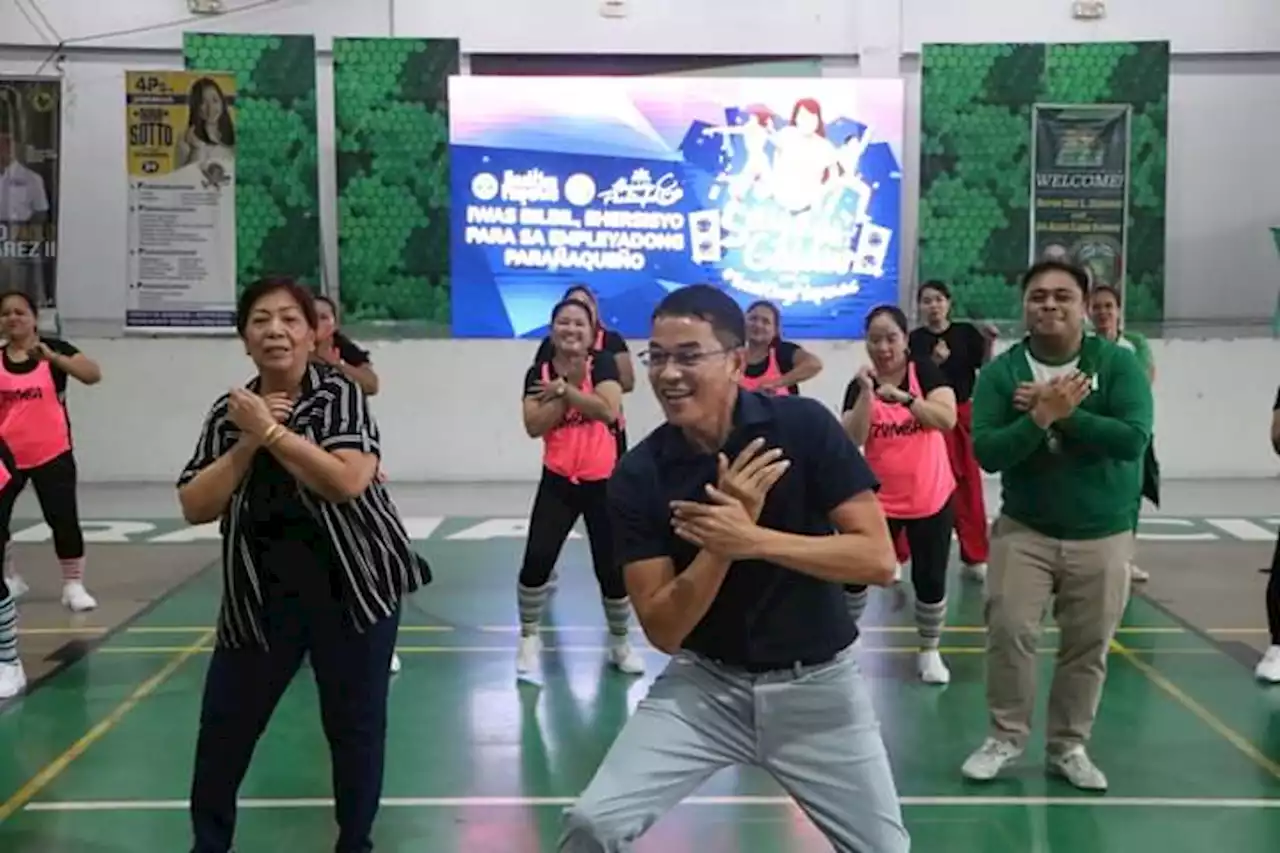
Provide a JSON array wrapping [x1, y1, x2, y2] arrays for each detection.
[[848, 500, 955, 604], [189, 563, 400, 853], [519, 469, 625, 599], [0, 450, 84, 560], [1269, 534, 1280, 646]]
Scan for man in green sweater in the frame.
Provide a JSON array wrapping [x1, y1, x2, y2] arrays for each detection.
[[960, 260, 1153, 791]]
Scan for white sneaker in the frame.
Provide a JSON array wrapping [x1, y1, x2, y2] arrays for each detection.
[[607, 637, 645, 675], [516, 633, 542, 677], [917, 650, 950, 684], [1047, 746, 1108, 790], [389, 653, 402, 674], [1256, 646, 1280, 684], [961, 738, 1023, 781], [962, 562, 988, 582], [61, 582, 97, 612], [5, 574, 28, 600], [1129, 562, 1150, 583], [0, 660, 26, 699]]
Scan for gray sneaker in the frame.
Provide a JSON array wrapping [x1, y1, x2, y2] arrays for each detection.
[[961, 738, 1023, 781], [1047, 746, 1108, 791]]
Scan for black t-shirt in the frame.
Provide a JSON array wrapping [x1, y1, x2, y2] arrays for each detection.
[[743, 340, 803, 395], [841, 354, 949, 412], [534, 328, 629, 364], [334, 331, 370, 368], [907, 322, 987, 403], [608, 391, 877, 668], [2, 338, 79, 398], [245, 449, 342, 600], [523, 351, 620, 396]]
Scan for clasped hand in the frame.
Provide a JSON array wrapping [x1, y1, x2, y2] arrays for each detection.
[[527, 378, 568, 403], [1013, 372, 1091, 426], [669, 437, 790, 559], [227, 388, 295, 442]]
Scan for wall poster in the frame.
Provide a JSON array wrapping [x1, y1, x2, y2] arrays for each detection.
[[125, 70, 238, 332], [0, 78, 61, 332], [1029, 103, 1132, 292]]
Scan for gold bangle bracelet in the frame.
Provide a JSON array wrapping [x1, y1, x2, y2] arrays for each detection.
[[262, 423, 286, 447]]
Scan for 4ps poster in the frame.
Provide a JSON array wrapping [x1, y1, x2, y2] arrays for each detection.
[[448, 77, 905, 339], [125, 70, 237, 332], [0, 78, 61, 332]]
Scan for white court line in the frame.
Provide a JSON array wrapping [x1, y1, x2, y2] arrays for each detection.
[[22, 796, 1280, 812]]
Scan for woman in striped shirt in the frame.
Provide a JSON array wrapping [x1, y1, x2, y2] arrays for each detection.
[[176, 277, 430, 853]]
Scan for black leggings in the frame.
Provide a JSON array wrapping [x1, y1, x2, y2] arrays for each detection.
[[1268, 534, 1280, 646], [846, 500, 954, 604], [0, 451, 84, 560], [519, 469, 625, 599]]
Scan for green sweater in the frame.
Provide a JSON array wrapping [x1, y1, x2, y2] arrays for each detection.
[[971, 334, 1154, 540]]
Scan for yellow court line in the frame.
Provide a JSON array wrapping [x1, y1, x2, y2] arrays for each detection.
[[0, 629, 215, 823], [1111, 638, 1280, 781], [93, 644, 1221, 657]]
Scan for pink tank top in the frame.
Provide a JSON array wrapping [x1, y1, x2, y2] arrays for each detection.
[[540, 359, 617, 483], [740, 346, 793, 396], [0, 358, 72, 470], [863, 361, 954, 519]]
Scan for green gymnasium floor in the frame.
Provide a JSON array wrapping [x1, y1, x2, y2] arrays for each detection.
[[1, 517, 1279, 852]]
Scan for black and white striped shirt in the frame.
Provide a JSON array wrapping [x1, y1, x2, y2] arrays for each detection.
[[177, 362, 430, 649]]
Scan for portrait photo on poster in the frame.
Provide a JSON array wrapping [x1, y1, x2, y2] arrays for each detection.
[[448, 77, 905, 339], [0, 77, 61, 331]]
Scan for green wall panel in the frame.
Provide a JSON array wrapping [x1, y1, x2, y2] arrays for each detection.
[[184, 33, 321, 292], [918, 41, 1169, 326]]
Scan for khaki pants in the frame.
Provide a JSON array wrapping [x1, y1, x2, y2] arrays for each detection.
[[984, 516, 1133, 752]]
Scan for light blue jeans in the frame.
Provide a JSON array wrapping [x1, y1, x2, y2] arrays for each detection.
[[558, 644, 910, 852]]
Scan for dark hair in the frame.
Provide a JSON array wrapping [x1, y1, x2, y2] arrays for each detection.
[[1021, 260, 1089, 296], [235, 277, 318, 335], [0, 290, 37, 317], [917, 280, 951, 301], [550, 297, 594, 324], [562, 284, 596, 303], [652, 284, 745, 348], [865, 304, 908, 334], [1091, 284, 1122, 306], [187, 77, 236, 148], [745, 300, 782, 344], [314, 294, 337, 313]]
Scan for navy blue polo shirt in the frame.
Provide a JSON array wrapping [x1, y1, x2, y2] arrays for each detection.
[[608, 389, 878, 670]]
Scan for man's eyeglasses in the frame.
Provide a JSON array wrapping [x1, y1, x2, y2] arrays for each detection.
[[639, 348, 732, 370]]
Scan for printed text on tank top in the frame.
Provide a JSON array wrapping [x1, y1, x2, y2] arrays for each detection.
[[0, 356, 72, 469], [740, 345, 793, 396], [539, 359, 616, 483], [863, 361, 954, 519]]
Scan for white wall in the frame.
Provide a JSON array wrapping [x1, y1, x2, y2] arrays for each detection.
[[0, 0, 1277, 481]]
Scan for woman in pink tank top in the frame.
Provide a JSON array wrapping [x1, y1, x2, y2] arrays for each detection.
[[739, 300, 823, 396], [517, 297, 643, 679], [839, 305, 958, 685], [532, 284, 635, 457], [0, 291, 103, 613]]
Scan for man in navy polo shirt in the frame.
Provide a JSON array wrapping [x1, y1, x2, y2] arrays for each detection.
[[559, 285, 908, 852]]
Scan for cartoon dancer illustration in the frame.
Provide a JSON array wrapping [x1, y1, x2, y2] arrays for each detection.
[[769, 98, 839, 214], [703, 106, 776, 201]]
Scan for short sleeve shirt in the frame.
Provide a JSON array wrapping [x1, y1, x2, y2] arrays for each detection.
[[608, 391, 878, 668]]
